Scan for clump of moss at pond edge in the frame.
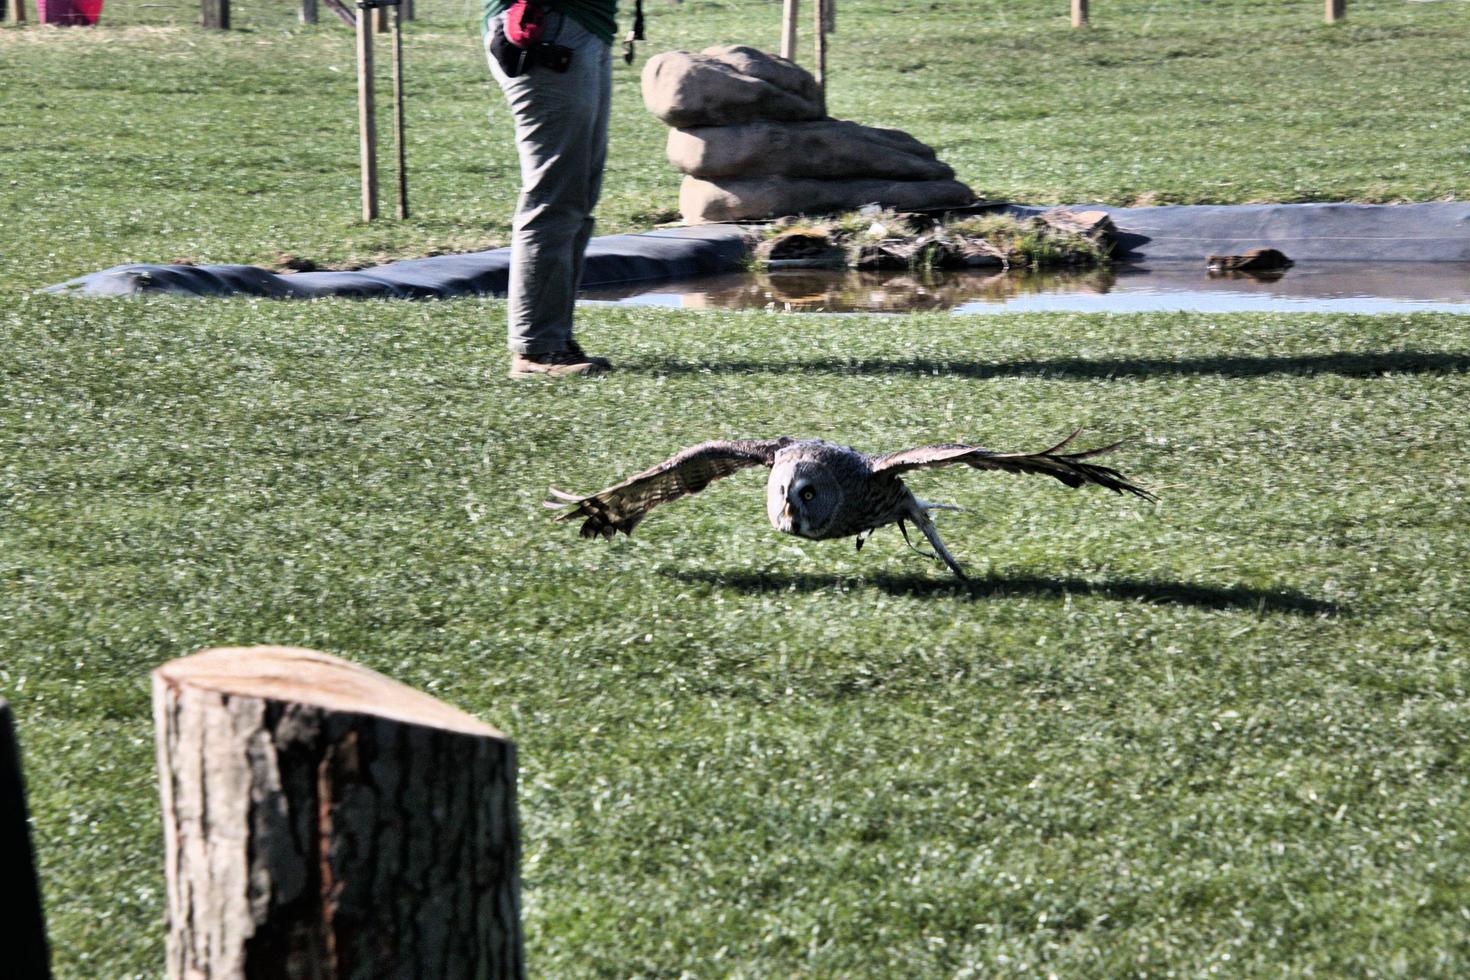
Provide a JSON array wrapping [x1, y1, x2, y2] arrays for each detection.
[[752, 208, 1112, 273]]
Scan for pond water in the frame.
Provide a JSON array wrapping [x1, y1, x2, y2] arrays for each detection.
[[581, 262, 1470, 315]]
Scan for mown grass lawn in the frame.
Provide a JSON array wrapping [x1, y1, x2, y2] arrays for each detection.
[[4, 0, 1470, 976], [6, 298, 1470, 976]]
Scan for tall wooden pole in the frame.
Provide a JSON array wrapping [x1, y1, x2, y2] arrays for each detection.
[[356, 2, 379, 221], [1, 701, 51, 980], [1071, 0, 1088, 28], [1325, 0, 1345, 23], [780, 0, 798, 61], [201, 0, 229, 29], [6, 0, 28, 26], [391, 0, 409, 219], [153, 647, 524, 979], [299, 0, 317, 25]]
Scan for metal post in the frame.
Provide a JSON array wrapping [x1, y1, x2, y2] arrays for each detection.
[[356, 1, 379, 221], [813, 0, 827, 113], [391, 0, 408, 219]]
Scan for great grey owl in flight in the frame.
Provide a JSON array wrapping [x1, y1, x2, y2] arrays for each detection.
[[547, 431, 1154, 579]]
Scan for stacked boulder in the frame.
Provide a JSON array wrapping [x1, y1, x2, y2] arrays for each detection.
[[642, 45, 975, 224]]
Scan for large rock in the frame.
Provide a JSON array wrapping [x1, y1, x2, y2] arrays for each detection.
[[667, 119, 955, 181], [680, 175, 977, 224], [642, 45, 825, 129]]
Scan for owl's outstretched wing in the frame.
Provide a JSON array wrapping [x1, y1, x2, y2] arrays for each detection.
[[870, 430, 1156, 500], [547, 438, 793, 539]]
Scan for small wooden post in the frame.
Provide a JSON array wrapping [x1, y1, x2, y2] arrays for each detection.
[[374, 3, 388, 32], [299, 0, 317, 25], [1325, 0, 1345, 23], [1071, 0, 1088, 28], [402, 0, 413, 20], [6, 0, 28, 26], [201, 0, 229, 29], [813, 0, 827, 113], [821, 0, 833, 34], [1, 701, 52, 980], [391, 0, 408, 219], [780, 0, 798, 61], [153, 647, 524, 979], [356, 2, 379, 221]]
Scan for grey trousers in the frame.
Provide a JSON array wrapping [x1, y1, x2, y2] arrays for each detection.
[[485, 12, 612, 355]]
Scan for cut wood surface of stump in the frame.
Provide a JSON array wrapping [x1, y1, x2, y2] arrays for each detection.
[[153, 646, 523, 980]]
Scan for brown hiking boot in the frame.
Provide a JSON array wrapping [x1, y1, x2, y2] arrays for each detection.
[[508, 341, 612, 378]]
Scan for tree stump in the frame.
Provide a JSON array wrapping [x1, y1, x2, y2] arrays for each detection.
[[1, 700, 52, 980], [153, 646, 523, 980]]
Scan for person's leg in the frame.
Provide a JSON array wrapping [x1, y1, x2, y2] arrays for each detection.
[[485, 13, 611, 358], [568, 38, 613, 299]]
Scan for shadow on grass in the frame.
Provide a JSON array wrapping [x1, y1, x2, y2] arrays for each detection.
[[669, 569, 1340, 616], [641, 350, 1470, 381]]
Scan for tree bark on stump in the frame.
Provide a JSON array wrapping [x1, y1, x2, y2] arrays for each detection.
[[153, 646, 523, 980], [1, 700, 52, 980]]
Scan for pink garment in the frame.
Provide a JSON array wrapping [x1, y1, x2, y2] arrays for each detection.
[[37, 0, 103, 23], [503, 0, 547, 46]]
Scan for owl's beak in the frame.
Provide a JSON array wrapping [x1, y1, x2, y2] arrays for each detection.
[[779, 500, 795, 532]]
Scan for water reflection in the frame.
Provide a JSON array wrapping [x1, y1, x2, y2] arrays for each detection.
[[580, 262, 1470, 315]]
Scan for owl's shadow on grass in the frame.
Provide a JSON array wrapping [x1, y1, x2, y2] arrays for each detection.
[[670, 568, 1339, 615]]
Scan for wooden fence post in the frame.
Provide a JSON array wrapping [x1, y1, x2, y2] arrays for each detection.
[[300, 0, 317, 25], [1072, 0, 1088, 28], [6, 0, 28, 26], [780, 0, 798, 61], [1325, 0, 1345, 23], [1, 700, 52, 980], [201, 0, 229, 29], [356, 2, 379, 221], [153, 646, 523, 979]]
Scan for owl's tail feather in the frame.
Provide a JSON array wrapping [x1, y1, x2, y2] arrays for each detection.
[[899, 502, 968, 580]]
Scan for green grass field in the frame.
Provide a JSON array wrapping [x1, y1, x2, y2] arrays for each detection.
[[4, 0, 1470, 976]]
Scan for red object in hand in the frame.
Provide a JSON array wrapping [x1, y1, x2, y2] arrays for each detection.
[[37, 0, 103, 24], [504, 0, 547, 46]]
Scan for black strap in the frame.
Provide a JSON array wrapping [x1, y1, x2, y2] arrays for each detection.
[[622, 0, 644, 64]]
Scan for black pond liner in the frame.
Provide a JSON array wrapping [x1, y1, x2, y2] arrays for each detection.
[[41, 202, 1470, 301], [584, 261, 1470, 316]]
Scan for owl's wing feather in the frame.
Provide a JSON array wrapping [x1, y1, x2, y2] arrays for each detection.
[[870, 430, 1155, 500], [547, 438, 793, 539]]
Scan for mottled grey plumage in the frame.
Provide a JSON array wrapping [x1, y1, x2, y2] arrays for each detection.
[[547, 431, 1154, 578]]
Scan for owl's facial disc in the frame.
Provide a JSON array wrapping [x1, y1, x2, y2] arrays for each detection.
[[767, 462, 838, 539]]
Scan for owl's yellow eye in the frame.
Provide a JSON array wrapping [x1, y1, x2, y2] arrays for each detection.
[[799, 486, 816, 502]]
